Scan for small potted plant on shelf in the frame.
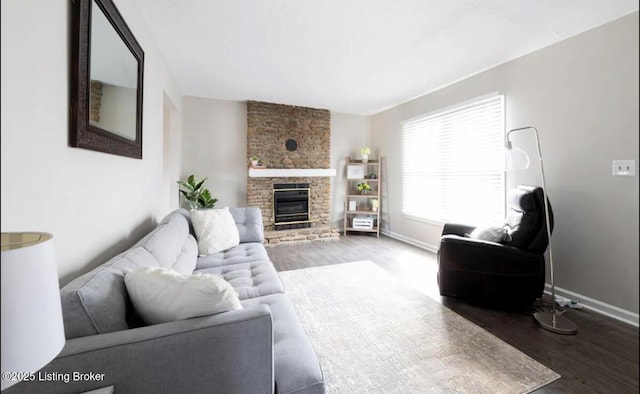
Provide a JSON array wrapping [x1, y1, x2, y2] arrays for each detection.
[[357, 182, 372, 195], [249, 155, 260, 167], [371, 199, 379, 212], [360, 147, 371, 164], [176, 175, 218, 210]]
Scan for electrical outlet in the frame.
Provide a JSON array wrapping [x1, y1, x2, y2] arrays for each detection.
[[612, 160, 636, 176]]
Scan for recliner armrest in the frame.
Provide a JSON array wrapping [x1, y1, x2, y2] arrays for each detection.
[[442, 223, 476, 237], [439, 235, 544, 274], [437, 234, 546, 305]]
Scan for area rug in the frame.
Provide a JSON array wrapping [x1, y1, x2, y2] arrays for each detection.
[[278, 261, 560, 393]]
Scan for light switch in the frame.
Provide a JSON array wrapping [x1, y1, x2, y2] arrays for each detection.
[[612, 160, 636, 176]]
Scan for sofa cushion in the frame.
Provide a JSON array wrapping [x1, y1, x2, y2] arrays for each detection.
[[229, 207, 264, 243], [195, 260, 284, 300], [159, 208, 192, 228], [124, 267, 242, 325], [191, 207, 240, 255], [242, 294, 324, 394], [135, 212, 197, 275], [196, 243, 270, 268], [61, 247, 159, 339], [166, 208, 265, 245]]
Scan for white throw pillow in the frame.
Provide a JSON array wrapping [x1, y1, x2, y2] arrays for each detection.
[[191, 207, 240, 255], [124, 267, 242, 325], [468, 226, 509, 243]]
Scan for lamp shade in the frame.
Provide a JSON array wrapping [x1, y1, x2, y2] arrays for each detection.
[[1, 233, 65, 390], [505, 146, 530, 171]]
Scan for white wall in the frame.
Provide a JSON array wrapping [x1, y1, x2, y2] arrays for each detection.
[[181, 98, 370, 226], [371, 13, 639, 317], [330, 113, 371, 228], [162, 93, 183, 212], [182, 97, 248, 208], [1, 0, 183, 286]]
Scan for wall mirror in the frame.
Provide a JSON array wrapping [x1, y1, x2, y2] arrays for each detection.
[[70, 0, 144, 159]]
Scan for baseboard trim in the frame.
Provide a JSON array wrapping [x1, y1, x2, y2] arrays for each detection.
[[380, 229, 439, 254], [544, 285, 639, 327], [380, 229, 639, 328]]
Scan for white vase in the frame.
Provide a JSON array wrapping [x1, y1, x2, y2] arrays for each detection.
[[361, 154, 369, 164]]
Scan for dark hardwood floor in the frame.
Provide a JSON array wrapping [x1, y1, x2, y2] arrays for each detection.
[[267, 234, 639, 393]]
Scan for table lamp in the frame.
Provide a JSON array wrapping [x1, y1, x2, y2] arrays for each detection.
[[1, 232, 66, 390]]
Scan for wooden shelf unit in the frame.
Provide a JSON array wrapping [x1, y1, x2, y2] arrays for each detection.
[[343, 156, 382, 237]]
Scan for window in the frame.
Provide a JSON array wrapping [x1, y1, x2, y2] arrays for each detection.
[[402, 93, 505, 225]]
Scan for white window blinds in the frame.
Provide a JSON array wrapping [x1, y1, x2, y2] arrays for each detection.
[[401, 93, 505, 225]]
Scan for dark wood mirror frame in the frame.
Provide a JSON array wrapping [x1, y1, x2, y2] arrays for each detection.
[[70, 0, 144, 159]]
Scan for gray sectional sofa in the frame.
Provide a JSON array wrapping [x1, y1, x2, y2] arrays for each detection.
[[7, 208, 324, 394]]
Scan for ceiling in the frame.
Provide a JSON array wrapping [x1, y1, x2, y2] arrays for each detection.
[[132, 0, 638, 115]]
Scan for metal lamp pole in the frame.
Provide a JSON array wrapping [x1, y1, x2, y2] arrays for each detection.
[[506, 126, 577, 335]]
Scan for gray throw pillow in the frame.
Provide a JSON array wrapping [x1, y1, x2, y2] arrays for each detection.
[[467, 226, 509, 243]]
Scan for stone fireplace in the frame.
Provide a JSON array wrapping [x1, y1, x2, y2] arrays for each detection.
[[247, 101, 339, 244]]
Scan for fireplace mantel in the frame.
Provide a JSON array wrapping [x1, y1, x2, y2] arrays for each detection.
[[248, 168, 337, 178]]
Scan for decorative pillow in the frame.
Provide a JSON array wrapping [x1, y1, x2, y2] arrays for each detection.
[[124, 267, 242, 325], [191, 207, 240, 255], [467, 226, 510, 243]]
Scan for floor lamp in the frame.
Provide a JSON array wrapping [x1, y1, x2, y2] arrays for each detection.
[[505, 126, 577, 335]]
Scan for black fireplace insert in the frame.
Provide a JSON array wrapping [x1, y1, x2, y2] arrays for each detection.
[[273, 183, 311, 230]]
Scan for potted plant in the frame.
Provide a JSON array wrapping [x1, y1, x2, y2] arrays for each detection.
[[249, 155, 260, 167], [357, 182, 372, 195], [371, 199, 379, 212], [177, 175, 218, 210], [359, 147, 371, 164]]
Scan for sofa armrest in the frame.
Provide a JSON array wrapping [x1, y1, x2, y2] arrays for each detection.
[[230, 207, 264, 243], [6, 306, 274, 394]]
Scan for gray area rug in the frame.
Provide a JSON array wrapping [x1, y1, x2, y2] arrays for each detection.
[[278, 261, 560, 393]]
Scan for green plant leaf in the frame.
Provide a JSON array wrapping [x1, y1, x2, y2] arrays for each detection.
[[194, 178, 207, 192], [178, 175, 218, 209], [176, 181, 194, 192], [198, 188, 218, 208]]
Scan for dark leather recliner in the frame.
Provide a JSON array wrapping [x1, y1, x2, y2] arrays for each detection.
[[437, 185, 554, 308]]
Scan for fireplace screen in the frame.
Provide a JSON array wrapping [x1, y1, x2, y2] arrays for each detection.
[[273, 183, 311, 230]]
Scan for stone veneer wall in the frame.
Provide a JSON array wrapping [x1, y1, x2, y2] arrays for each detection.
[[248, 177, 331, 228], [247, 101, 332, 229]]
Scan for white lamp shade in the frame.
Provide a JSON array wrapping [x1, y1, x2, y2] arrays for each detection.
[[1, 233, 65, 390], [505, 146, 530, 171]]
